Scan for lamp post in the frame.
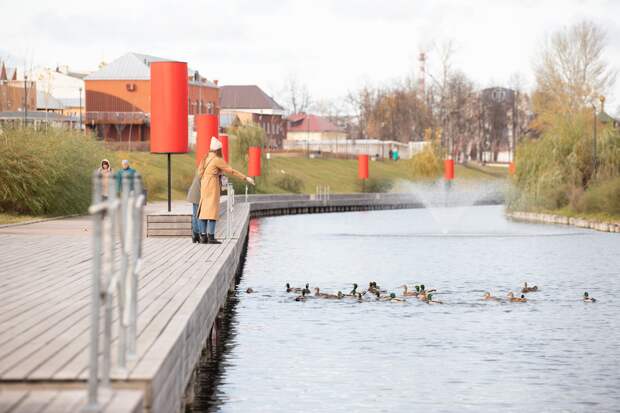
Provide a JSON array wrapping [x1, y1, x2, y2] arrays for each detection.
[[79, 87, 83, 132], [24, 75, 28, 125]]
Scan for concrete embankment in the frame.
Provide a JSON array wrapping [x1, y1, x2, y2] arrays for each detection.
[[506, 211, 620, 233]]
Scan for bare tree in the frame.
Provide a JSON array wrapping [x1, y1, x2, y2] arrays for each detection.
[[282, 74, 312, 114], [534, 20, 616, 115]]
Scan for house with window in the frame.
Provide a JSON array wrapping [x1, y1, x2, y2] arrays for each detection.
[[84, 52, 219, 144], [286, 113, 346, 141], [219, 85, 286, 148]]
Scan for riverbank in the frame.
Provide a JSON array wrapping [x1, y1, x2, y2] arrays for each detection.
[[506, 210, 620, 233]]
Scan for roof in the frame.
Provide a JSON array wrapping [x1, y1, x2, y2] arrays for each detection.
[[85, 52, 168, 80], [59, 98, 82, 107], [36, 91, 64, 110], [287, 113, 344, 133], [219, 85, 284, 111], [85, 52, 217, 86]]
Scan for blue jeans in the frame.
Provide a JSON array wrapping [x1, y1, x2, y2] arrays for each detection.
[[192, 204, 206, 235], [192, 204, 216, 235]]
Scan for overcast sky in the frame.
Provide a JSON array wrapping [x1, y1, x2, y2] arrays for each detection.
[[2, 0, 619, 112]]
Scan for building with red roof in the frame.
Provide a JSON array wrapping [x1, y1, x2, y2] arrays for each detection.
[[286, 113, 346, 141]]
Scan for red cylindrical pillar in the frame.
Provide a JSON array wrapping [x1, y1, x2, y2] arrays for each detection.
[[219, 133, 229, 163], [248, 147, 261, 177], [508, 161, 516, 175], [444, 159, 455, 180], [150, 61, 188, 154], [195, 114, 219, 165], [358, 154, 369, 180]]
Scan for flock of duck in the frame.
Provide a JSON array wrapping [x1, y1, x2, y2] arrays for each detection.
[[248, 281, 599, 304]]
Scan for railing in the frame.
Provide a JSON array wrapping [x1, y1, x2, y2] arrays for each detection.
[[85, 111, 147, 125], [315, 184, 331, 203], [84, 172, 145, 412], [226, 183, 235, 239]]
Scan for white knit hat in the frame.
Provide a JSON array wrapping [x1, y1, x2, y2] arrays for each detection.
[[210, 137, 222, 151]]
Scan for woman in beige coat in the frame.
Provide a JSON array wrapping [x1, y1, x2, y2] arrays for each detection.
[[196, 137, 255, 244]]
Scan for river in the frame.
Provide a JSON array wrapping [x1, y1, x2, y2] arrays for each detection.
[[190, 205, 620, 412]]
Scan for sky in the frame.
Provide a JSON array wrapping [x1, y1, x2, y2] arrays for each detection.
[[2, 0, 620, 113]]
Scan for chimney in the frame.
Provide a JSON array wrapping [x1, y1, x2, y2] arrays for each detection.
[[214, 79, 219, 86], [599, 96, 606, 113]]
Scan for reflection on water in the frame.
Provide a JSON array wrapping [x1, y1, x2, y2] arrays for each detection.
[[191, 205, 620, 412]]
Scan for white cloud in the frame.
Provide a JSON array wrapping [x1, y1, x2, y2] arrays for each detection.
[[1, 0, 619, 109]]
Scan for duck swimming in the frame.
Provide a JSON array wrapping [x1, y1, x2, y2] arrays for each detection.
[[382, 293, 406, 302], [521, 282, 538, 293], [424, 293, 443, 304], [482, 292, 501, 301], [507, 292, 527, 302], [347, 283, 359, 296], [295, 290, 307, 301], [246, 287, 254, 294], [400, 285, 418, 297], [287, 283, 310, 293], [583, 292, 597, 302]]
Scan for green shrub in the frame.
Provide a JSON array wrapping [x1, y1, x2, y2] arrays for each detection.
[[0, 126, 114, 215], [410, 144, 443, 179], [509, 111, 620, 216], [359, 177, 393, 193], [580, 177, 620, 215], [274, 174, 304, 193]]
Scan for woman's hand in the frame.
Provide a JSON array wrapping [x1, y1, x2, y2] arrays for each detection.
[[246, 177, 256, 186]]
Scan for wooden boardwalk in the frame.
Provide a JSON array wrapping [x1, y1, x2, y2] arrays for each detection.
[[0, 201, 250, 413]]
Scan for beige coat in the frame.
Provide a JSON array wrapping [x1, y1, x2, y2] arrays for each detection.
[[197, 152, 247, 220]]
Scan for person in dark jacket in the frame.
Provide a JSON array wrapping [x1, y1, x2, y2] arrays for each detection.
[[115, 159, 137, 192], [187, 169, 205, 243]]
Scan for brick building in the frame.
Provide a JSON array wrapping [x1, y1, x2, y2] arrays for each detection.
[[219, 85, 286, 149], [0, 62, 36, 113], [84, 52, 219, 144]]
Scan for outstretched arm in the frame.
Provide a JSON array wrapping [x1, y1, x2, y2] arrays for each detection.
[[215, 157, 248, 181]]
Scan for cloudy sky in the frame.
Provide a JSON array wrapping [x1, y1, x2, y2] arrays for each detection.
[[2, 0, 619, 111]]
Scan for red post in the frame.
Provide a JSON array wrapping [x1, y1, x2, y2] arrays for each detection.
[[444, 159, 455, 180], [219, 133, 229, 163], [150, 61, 188, 154], [248, 147, 261, 177], [508, 161, 516, 175], [195, 114, 218, 166], [358, 154, 369, 180]]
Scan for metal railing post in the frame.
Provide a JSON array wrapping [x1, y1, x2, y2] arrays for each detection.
[[85, 172, 102, 413]]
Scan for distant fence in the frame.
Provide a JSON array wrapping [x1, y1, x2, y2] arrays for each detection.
[[282, 139, 428, 160]]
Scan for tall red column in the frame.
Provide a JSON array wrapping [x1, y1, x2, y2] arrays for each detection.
[[444, 159, 455, 180], [248, 147, 261, 177], [150, 61, 188, 212], [195, 114, 218, 166], [358, 154, 369, 180]]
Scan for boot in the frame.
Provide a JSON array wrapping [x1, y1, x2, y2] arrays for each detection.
[[192, 232, 199, 244], [208, 233, 222, 244], [199, 233, 209, 244]]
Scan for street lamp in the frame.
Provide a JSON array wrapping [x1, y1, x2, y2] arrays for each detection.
[[24, 75, 28, 125], [79, 87, 83, 132]]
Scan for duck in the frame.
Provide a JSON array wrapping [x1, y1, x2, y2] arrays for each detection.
[[246, 287, 254, 294], [482, 292, 501, 301], [419, 284, 437, 294], [400, 285, 418, 296], [286, 283, 310, 294], [382, 293, 406, 302], [346, 283, 359, 296], [423, 293, 443, 304], [583, 292, 597, 303], [521, 282, 538, 293], [356, 292, 365, 302], [295, 290, 307, 301], [507, 292, 527, 302], [322, 291, 344, 299], [314, 287, 333, 298]]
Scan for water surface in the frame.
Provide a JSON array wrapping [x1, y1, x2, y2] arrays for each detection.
[[192, 205, 620, 412]]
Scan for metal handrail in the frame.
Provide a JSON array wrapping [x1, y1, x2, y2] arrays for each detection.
[[226, 184, 235, 239], [84, 172, 144, 412]]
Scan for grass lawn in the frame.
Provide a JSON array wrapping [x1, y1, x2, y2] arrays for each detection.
[[88, 152, 510, 199]]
